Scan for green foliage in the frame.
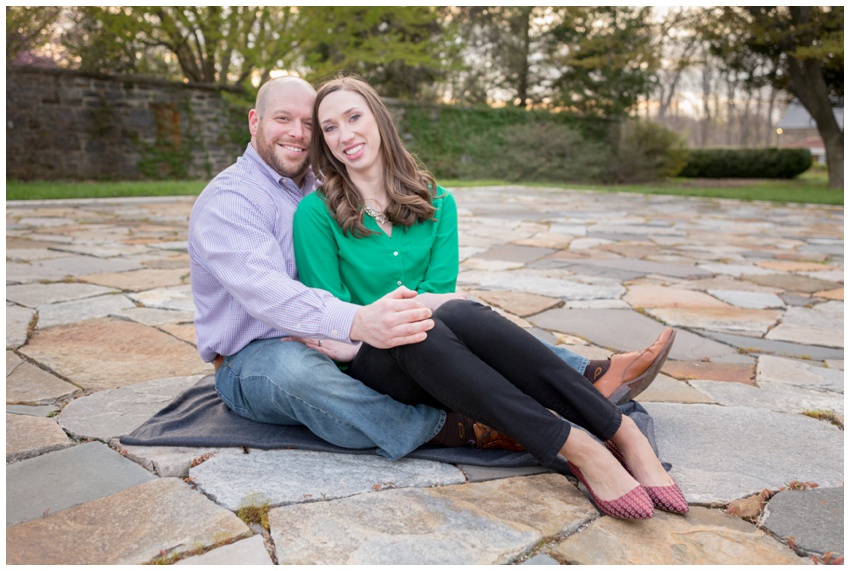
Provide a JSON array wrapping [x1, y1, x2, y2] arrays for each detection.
[[61, 7, 301, 86], [6, 6, 62, 62], [703, 7, 843, 188], [678, 148, 813, 179], [400, 103, 681, 184], [299, 7, 449, 99], [609, 120, 688, 183], [550, 7, 659, 117]]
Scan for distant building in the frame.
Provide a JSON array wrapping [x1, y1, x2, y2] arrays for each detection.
[[776, 100, 843, 163]]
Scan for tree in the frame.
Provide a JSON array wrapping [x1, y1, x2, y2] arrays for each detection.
[[6, 6, 62, 63], [708, 6, 843, 188], [297, 6, 449, 100], [61, 7, 301, 88], [548, 7, 660, 118]]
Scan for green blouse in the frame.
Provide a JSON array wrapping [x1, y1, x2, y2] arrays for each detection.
[[293, 187, 459, 306]]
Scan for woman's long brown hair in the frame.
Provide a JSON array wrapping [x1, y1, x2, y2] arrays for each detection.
[[311, 75, 438, 237]]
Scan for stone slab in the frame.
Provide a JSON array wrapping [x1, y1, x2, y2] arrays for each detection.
[[128, 284, 196, 312], [5, 261, 76, 283], [35, 254, 145, 276], [6, 413, 72, 462], [112, 306, 195, 326], [624, 285, 732, 309], [522, 554, 561, 565], [760, 487, 844, 558], [575, 259, 712, 279], [756, 261, 835, 272], [5, 282, 119, 307], [475, 244, 557, 263], [700, 331, 845, 361], [175, 535, 273, 565], [708, 289, 786, 309], [35, 293, 138, 329], [635, 374, 717, 404], [645, 307, 781, 335], [661, 361, 755, 385], [766, 302, 844, 348], [6, 359, 79, 404], [690, 380, 844, 415], [111, 439, 244, 478], [643, 403, 844, 504], [528, 307, 737, 361], [6, 477, 250, 565], [58, 375, 204, 441], [6, 247, 71, 262], [698, 263, 778, 277], [20, 318, 210, 390], [458, 270, 624, 300], [80, 268, 190, 291], [6, 404, 58, 417], [757, 355, 843, 392], [6, 441, 157, 525], [744, 273, 842, 294], [468, 289, 564, 317], [269, 474, 596, 565], [552, 507, 807, 565], [7, 303, 34, 349], [190, 450, 467, 511], [160, 322, 198, 345], [814, 287, 843, 300]]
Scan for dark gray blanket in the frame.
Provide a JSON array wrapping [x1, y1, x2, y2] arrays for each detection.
[[121, 375, 662, 474]]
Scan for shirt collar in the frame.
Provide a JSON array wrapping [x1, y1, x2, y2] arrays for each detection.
[[243, 143, 318, 196]]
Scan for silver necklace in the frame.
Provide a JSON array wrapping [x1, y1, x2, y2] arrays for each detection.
[[363, 204, 388, 225]]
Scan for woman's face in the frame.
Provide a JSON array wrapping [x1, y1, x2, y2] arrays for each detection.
[[318, 89, 383, 178]]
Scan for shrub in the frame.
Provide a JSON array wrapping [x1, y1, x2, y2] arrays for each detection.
[[678, 148, 813, 179], [607, 120, 688, 183]]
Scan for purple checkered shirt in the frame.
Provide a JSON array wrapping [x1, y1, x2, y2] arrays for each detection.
[[188, 144, 360, 362]]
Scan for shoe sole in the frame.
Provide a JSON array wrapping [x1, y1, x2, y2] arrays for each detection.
[[608, 329, 676, 406]]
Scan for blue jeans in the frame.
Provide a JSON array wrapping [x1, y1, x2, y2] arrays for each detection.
[[214, 337, 589, 461]]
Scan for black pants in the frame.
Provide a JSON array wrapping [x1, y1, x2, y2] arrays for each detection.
[[348, 299, 622, 468]]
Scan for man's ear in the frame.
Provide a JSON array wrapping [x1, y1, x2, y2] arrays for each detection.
[[248, 109, 259, 137]]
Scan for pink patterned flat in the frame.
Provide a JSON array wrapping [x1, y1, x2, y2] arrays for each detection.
[[605, 440, 689, 514], [567, 461, 654, 520]]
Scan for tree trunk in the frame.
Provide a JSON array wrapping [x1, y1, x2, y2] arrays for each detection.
[[787, 57, 844, 188]]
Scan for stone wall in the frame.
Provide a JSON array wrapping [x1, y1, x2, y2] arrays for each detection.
[[6, 66, 246, 181]]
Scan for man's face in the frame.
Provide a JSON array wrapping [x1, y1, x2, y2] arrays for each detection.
[[249, 82, 315, 184]]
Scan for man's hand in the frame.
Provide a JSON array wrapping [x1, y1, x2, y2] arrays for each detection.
[[287, 337, 362, 363], [416, 292, 468, 311], [350, 286, 434, 348]]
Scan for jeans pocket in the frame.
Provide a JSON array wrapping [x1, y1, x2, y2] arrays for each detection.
[[214, 372, 252, 419]]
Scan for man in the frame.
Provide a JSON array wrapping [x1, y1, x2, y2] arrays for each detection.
[[188, 76, 672, 460]]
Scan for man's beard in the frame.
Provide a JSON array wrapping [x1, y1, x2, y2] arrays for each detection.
[[255, 131, 309, 181]]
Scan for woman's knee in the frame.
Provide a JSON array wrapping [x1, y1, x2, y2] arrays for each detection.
[[433, 299, 492, 332]]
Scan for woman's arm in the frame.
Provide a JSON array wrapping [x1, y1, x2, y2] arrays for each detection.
[[417, 189, 460, 294]]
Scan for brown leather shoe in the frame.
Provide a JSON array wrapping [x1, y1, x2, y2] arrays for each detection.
[[598, 328, 676, 406], [473, 422, 525, 452]]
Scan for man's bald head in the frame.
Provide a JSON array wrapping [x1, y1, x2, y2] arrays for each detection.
[[255, 76, 316, 119], [249, 76, 316, 185]]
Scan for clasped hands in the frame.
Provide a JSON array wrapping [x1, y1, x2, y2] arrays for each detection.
[[289, 287, 467, 363]]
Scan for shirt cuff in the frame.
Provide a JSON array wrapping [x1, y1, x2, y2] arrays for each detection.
[[320, 297, 360, 342]]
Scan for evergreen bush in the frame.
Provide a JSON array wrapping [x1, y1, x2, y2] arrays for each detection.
[[678, 148, 813, 179]]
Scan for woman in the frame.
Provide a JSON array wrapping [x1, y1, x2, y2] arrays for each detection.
[[293, 76, 686, 520]]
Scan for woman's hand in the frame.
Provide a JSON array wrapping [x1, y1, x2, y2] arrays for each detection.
[[416, 292, 469, 311], [285, 337, 362, 363]]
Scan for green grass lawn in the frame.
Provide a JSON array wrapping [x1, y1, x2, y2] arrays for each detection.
[[6, 171, 842, 205]]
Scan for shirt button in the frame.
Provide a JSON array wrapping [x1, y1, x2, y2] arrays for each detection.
[[393, 251, 399, 256], [397, 280, 402, 285], [332, 330, 338, 336]]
